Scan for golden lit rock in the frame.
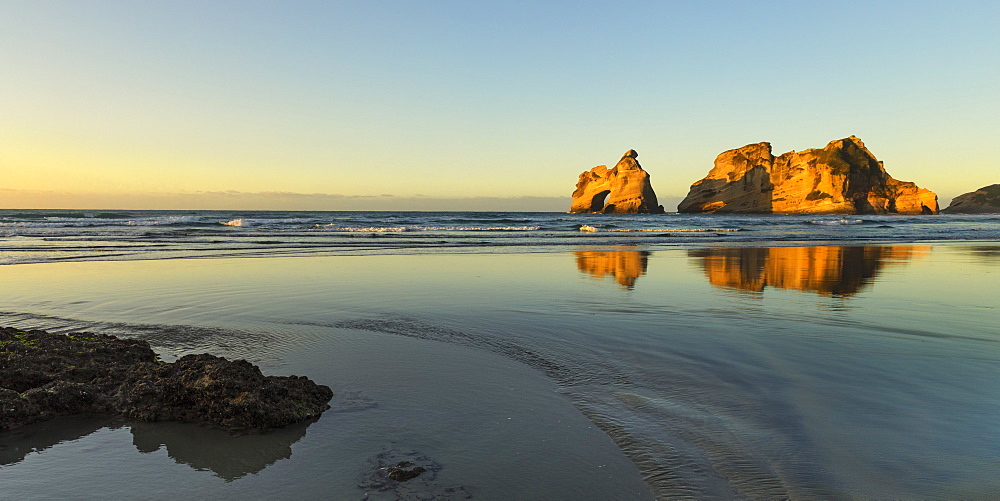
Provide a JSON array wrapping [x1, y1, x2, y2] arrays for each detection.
[[678, 137, 939, 214], [570, 150, 665, 214]]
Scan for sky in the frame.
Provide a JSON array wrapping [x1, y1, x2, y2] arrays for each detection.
[[2, 0, 998, 210]]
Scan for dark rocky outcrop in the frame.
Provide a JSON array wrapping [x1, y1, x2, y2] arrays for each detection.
[[0, 327, 332, 432], [678, 136, 938, 214], [942, 184, 1000, 213], [570, 150, 665, 214]]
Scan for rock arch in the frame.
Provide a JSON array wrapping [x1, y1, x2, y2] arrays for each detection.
[[569, 150, 664, 214]]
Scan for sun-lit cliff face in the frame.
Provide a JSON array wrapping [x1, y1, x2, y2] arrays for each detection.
[[689, 245, 930, 296], [575, 249, 650, 289], [570, 150, 664, 214], [678, 137, 939, 214]]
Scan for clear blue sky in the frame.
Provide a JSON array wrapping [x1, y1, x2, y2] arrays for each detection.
[[2, 0, 997, 209]]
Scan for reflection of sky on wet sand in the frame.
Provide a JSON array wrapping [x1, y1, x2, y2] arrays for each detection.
[[0, 417, 114, 467], [961, 245, 1000, 263]]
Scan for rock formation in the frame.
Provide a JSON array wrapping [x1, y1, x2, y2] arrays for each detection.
[[942, 184, 1000, 213], [678, 136, 938, 214], [570, 150, 665, 213], [0, 327, 333, 432]]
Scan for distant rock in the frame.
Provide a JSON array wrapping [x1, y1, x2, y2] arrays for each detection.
[[0, 327, 332, 432], [678, 136, 938, 214], [942, 184, 1000, 213], [570, 150, 665, 214]]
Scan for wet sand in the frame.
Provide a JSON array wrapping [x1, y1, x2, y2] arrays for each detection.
[[1, 243, 999, 499]]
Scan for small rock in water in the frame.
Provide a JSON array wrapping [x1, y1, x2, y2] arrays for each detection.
[[359, 449, 471, 499], [386, 461, 426, 481]]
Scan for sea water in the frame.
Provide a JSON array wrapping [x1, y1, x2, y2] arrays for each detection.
[[2, 210, 999, 265], [1, 211, 999, 499]]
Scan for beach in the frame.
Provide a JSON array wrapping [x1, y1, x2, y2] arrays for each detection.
[[6, 1, 999, 497], [2, 219, 999, 499]]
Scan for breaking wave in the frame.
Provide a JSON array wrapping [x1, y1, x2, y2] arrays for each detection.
[[806, 219, 865, 226], [309, 225, 541, 232], [3, 209, 998, 265], [607, 228, 741, 233]]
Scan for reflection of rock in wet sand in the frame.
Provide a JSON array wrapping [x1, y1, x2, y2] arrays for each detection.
[[961, 245, 1000, 264], [1, 411, 317, 480], [0, 416, 118, 466], [690, 246, 929, 296], [575, 250, 651, 289], [130, 419, 313, 481]]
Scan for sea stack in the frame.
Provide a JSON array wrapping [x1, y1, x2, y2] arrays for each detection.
[[677, 136, 938, 214], [570, 150, 665, 214], [942, 184, 1000, 213]]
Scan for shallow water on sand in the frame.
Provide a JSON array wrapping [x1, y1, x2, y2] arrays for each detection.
[[1, 243, 999, 499]]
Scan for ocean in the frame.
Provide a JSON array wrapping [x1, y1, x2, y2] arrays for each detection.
[[2, 210, 999, 265], [1, 210, 999, 499]]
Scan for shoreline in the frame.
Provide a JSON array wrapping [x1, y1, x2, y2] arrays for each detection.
[[2, 236, 996, 268]]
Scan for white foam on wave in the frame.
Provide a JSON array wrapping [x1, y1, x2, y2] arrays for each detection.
[[149, 215, 203, 224], [807, 219, 864, 226], [0, 218, 135, 228], [432, 226, 540, 231], [345, 226, 406, 233], [220, 219, 245, 227], [310, 225, 540, 232], [579, 225, 598, 232], [5, 215, 208, 227], [606, 228, 741, 233], [116, 215, 203, 226]]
